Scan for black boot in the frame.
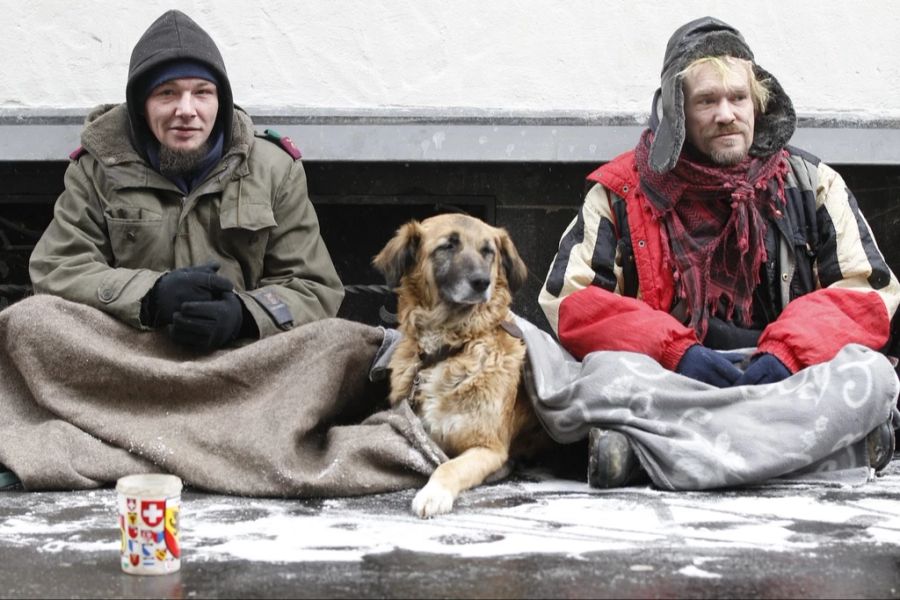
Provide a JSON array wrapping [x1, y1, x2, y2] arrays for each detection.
[[866, 419, 896, 473], [587, 428, 644, 488], [0, 466, 20, 490]]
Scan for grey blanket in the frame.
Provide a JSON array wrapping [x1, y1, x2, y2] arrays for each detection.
[[517, 316, 899, 489], [0, 295, 444, 495]]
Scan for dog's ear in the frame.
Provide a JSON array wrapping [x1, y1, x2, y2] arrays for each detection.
[[496, 229, 528, 293], [373, 220, 422, 287]]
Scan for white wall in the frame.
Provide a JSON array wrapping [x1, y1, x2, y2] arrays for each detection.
[[3, 0, 900, 119]]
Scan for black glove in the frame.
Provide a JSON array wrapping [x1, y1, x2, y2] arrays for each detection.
[[704, 317, 762, 350], [734, 353, 791, 386], [676, 344, 743, 388], [142, 262, 234, 327], [170, 292, 244, 351]]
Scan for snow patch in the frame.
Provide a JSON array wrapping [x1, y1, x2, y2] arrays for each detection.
[[2, 472, 899, 564]]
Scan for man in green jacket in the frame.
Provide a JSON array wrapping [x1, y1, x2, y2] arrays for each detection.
[[29, 9, 343, 350]]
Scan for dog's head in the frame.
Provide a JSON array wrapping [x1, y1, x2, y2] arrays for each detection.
[[373, 214, 527, 308]]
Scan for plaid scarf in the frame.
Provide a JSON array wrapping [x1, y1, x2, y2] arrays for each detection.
[[634, 129, 789, 340]]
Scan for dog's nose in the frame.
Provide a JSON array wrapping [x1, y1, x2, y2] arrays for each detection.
[[469, 275, 490, 293]]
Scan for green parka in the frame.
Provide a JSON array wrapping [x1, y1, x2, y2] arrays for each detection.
[[29, 103, 344, 338]]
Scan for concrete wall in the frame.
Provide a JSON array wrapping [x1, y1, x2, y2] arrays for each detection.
[[4, 0, 900, 120]]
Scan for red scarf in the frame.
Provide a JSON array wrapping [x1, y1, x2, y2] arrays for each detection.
[[634, 129, 789, 340]]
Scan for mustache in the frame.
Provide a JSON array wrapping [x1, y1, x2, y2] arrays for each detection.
[[712, 124, 746, 136]]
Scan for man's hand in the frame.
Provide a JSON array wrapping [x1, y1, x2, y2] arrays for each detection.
[[734, 353, 791, 386], [170, 292, 244, 351], [676, 344, 743, 387], [142, 261, 233, 327]]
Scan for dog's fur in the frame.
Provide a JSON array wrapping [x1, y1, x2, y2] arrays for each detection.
[[373, 213, 547, 518]]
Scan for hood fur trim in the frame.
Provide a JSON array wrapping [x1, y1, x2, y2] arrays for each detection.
[[648, 16, 796, 173]]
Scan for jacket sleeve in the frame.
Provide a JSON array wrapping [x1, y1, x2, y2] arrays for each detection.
[[538, 183, 698, 369], [29, 159, 161, 328], [237, 159, 344, 338], [757, 163, 900, 371]]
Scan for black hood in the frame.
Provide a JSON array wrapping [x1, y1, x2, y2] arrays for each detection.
[[125, 10, 234, 160], [648, 16, 796, 173]]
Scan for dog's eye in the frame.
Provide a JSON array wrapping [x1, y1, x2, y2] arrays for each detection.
[[480, 246, 495, 258], [437, 239, 458, 252]]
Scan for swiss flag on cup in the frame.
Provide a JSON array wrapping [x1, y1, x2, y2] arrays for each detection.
[[141, 500, 166, 528]]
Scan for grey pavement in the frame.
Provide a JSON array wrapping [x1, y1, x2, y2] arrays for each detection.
[[1, 458, 899, 599]]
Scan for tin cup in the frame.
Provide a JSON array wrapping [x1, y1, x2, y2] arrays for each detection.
[[116, 474, 182, 575]]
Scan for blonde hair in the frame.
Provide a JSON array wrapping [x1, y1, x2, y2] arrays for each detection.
[[680, 56, 772, 114]]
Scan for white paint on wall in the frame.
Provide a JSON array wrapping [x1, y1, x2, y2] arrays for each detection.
[[2, 0, 900, 119]]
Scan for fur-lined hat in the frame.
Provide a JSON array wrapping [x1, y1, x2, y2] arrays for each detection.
[[648, 17, 796, 173]]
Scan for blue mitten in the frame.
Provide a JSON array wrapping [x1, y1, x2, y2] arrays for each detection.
[[734, 353, 792, 386], [676, 344, 743, 388]]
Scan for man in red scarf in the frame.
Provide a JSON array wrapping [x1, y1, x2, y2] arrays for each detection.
[[539, 17, 900, 487]]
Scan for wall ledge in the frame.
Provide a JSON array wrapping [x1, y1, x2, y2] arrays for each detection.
[[2, 108, 898, 164]]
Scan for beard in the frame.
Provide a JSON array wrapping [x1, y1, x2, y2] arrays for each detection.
[[707, 131, 751, 166], [158, 141, 211, 179], [710, 145, 749, 166]]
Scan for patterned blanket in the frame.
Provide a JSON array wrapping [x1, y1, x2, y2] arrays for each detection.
[[517, 316, 898, 489]]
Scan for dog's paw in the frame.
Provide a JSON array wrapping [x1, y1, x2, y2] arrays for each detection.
[[411, 481, 455, 518]]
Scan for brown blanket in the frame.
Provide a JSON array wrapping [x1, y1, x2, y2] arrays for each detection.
[[0, 295, 445, 496]]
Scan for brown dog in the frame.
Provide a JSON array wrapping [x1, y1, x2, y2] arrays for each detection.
[[373, 213, 546, 518]]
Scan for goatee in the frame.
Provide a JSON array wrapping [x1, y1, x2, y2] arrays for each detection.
[[159, 142, 211, 179]]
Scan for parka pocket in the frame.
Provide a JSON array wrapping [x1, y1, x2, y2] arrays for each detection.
[[217, 181, 278, 283], [219, 192, 278, 232], [105, 209, 173, 270], [217, 204, 275, 285]]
